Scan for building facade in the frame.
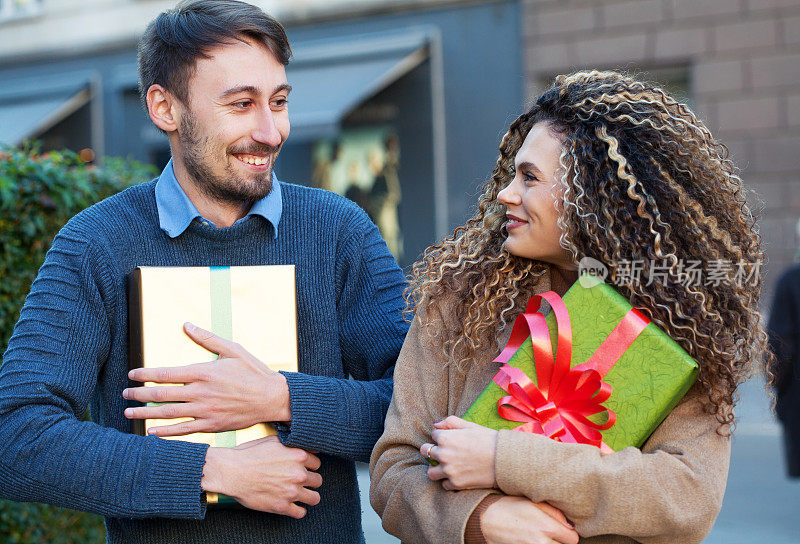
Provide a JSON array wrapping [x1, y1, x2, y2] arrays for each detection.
[[522, 0, 800, 302], [0, 0, 523, 269], [1, 0, 797, 298]]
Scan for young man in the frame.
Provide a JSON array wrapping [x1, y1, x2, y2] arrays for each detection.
[[0, 1, 408, 542]]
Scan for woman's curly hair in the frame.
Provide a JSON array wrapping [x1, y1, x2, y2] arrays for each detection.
[[408, 70, 770, 430]]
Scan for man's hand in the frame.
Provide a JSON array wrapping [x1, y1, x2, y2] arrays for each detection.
[[202, 436, 322, 518], [423, 416, 498, 490], [481, 496, 579, 544], [123, 322, 291, 436]]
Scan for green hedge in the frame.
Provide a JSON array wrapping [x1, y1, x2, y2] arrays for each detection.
[[0, 144, 158, 543]]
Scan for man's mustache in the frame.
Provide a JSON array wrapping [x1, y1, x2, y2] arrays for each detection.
[[229, 144, 281, 156]]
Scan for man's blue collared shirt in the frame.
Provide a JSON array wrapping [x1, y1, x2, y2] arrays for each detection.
[[154, 158, 282, 238]]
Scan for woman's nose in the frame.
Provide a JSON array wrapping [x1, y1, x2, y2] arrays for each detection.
[[497, 180, 521, 205]]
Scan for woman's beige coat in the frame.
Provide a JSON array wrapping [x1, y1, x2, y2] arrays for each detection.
[[370, 269, 730, 544]]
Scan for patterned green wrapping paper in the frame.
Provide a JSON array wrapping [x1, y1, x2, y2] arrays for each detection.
[[462, 277, 698, 452]]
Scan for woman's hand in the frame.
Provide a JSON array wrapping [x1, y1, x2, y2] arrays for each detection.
[[482, 496, 579, 544], [421, 416, 498, 490]]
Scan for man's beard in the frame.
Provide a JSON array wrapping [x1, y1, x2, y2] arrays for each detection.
[[178, 114, 279, 206]]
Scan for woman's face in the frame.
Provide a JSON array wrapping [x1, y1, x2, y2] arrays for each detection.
[[497, 121, 574, 269]]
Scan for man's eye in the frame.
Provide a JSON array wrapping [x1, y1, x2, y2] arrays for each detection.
[[272, 98, 288, 109], [233, 101, 252, 109]]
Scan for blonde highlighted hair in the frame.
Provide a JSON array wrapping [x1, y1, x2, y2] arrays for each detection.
[[408, 70, 770, 430]]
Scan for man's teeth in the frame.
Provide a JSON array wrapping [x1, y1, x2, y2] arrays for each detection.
[[237, 154, 269, 166]]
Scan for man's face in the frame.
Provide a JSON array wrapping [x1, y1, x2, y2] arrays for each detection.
[[173, 38, 291, 204]]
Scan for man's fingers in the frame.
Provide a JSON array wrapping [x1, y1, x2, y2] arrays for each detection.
[[184, 322, 240, 358], [145, 420, 203, 437], [284, 503, 307, 519], [304, 452, 321, 471], [296, 487, 321, 507], [123, 385, 193, 404], [128, 364, 210, 385], [304, 470, 323, 489], [236, 436, 280, 449], [123, 402, 195, 421]]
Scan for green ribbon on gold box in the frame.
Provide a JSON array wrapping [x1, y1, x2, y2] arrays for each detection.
[[128, 265, 298, 505]]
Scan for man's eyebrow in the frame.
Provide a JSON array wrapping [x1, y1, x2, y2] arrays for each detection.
[[218, 83, 292, 100], [515, 161, 544, 175], [218, 85, 261, 99], [274, 83, 292, 95]]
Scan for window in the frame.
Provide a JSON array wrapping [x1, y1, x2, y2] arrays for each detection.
[[0, 0, 43, 23]]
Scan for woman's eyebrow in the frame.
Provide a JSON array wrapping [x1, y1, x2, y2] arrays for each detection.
[[515, 161, 544, 176]]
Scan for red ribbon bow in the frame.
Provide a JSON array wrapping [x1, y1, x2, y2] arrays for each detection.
[[492, 290, 650, 453]]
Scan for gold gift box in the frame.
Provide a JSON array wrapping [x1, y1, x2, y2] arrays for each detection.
[[128, 265, 298, 504]]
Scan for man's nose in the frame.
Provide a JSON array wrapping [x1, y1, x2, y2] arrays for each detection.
[[252, 109, 283, 147]]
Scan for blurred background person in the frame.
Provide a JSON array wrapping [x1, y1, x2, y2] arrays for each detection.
[[768, 218, 800, 478]]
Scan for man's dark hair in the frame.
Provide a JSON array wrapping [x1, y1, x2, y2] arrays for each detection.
[[137, 0, 291, 110]]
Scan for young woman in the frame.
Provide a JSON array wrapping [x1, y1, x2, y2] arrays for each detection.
[[370, 70, 769, 544]]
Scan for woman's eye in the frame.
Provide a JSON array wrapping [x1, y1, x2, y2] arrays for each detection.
[[522, 172, 538, 183]]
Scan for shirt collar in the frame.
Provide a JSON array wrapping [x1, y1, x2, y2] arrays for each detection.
[[155, 158, 282, 238]]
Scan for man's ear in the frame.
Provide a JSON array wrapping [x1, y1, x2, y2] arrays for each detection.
[[146, 84, 179, 132]]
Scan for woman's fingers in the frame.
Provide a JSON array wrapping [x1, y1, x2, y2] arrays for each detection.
[[426, 463, 445, 481], [553, 523, 580, 544], [432, 415, 476, 430], [419, 442, 440, 462], [535, 502, 572, 527]]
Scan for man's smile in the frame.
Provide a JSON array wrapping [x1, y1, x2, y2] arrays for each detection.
[[233, 153, 271, 169]]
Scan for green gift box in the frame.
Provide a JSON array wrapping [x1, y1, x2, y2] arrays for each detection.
[[462, 275, 698, 452]]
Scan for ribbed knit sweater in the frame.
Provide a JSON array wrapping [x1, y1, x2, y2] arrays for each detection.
[[0, 179, 409, 543]]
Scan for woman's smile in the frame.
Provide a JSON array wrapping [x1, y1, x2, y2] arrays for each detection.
[[505, 213, 528, 230]]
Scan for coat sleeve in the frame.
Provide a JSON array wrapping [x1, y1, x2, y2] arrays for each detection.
[[277, 212, 409, 462], [0, 227, 209, 518], [369, 315, 495, 544], [493, 389, 729, 544]]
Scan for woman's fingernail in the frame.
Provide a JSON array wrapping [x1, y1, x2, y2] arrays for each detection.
[[185, 322, 196, 332]]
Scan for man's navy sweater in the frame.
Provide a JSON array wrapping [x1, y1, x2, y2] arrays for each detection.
[[0, 179, 409, 543]]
